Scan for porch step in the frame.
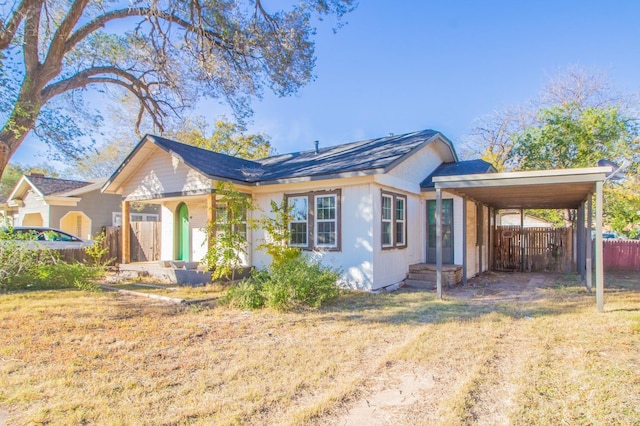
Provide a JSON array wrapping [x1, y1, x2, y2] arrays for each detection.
[[404, 279, 436, 289], [406, 263, 464, 287]]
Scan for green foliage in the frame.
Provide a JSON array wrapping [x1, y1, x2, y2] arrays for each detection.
[[222, 279, 265, 310], [0, 228, 103, 292], [512, 105, 635, 171], [258, 256, 341, 311], [167, 117, 273, 159], [223, 256, 341, 312], [0, 163, 59, 196], [84, 232, 113, 267], [255, 198, 302, 267], [204, 182, 254, 281]]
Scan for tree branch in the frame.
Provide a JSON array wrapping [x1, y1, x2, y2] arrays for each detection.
[[0, 0, 31, 50], [40, 0, 90, 82], [23, 0, 42, 76], [64, 7, 233, 57]]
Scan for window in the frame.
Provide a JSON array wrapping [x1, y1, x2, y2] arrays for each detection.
[[381, 191, 407, 249], [215, 206, 247, 241], [289, 196, 308, 247], [286, 190, 341, 250], [112, 212, 159, 226], [315, 195, 337, 247]]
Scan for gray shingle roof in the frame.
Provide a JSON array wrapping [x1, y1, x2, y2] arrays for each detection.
[[149, 136, 263, 182], [257, 129, 441, 181], [147, 129, 446, 183], [27, 175, 92, 196], [420, 160, 496, 190]]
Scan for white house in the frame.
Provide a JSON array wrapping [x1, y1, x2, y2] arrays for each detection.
[[102, 129, 496, 290]]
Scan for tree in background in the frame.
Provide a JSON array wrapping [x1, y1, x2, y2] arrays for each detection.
[[0, 0, 356, 179], [468, 67, 640, 234], [166, 117, 272, 159], [69, 116, 272, 179]]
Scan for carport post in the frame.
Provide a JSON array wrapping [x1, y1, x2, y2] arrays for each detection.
[[577, 202, 585, 282], [436, 188, 443, 299], [122, 200, 130, 264], [462, 198, 467, 286], [586, 195, 593, 292], [595, 181, 604, 311]]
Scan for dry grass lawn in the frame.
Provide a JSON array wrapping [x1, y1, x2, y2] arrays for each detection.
[[1, 272, 639, 425]]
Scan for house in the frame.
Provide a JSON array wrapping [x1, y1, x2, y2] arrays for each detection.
[[5, 173, 158, 239], [102, 129, 496, 290]]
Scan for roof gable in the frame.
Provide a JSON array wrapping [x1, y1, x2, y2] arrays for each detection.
[[8, 175, 93, 201]]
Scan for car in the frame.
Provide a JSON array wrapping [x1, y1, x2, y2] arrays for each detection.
[[0, 227, 94, 249]]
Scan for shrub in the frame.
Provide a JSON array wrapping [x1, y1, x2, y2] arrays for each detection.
[[222, 279, 265, 310], [0, 228, 104, 292], [262, 256, 340, 310], [223, 257, 341, 311]]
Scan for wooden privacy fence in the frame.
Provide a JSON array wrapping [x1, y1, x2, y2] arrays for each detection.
[[494, 226, 573, 272], [55, 222, 160, 264], [603, 240, 640, 271], [104, 223, 161, 263]]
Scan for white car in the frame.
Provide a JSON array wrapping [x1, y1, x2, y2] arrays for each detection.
[[1, 227, 94, 249]]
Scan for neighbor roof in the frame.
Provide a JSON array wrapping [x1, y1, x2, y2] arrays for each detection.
[[105, 129, 458, 189], [25, 175, 92, 196]]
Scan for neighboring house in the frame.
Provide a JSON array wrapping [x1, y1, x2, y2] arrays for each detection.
[[0, 195, 14, 227], [5, 174, 158, 239], [497, 210, 555, 228], [102, 129, 495, 290]]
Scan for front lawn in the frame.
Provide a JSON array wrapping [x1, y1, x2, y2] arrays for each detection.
[[0, 273, 638, 425]]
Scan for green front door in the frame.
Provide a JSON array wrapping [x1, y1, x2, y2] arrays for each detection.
[[178, 203, 189, 261]]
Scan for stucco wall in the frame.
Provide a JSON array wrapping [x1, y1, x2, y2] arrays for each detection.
[[18, 190, 49, 226], [49, 189, 122, 238]]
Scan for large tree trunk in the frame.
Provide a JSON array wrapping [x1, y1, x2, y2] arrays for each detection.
[[0, 86, 41, 179]]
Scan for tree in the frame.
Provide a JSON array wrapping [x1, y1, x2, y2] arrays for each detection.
[[165, 116, 272, 159], [70, 115, 272, 179], [0, 0, 356, 179], [204, 181, 254, 281], [468, 67, 640, 233]]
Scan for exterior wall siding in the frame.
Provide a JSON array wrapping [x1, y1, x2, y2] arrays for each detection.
[[121, 147, 211, 200], [388, 139, 453, 183]]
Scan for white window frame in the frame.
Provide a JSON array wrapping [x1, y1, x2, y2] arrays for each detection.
[[314, 194, 338, 249], [381, 194, 393, 248], [288, 196, 309, 248], [395, 196, 406, 247], [381, 191, 407, 249]]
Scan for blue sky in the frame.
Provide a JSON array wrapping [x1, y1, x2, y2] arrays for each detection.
[[13, 0, 640, 166]]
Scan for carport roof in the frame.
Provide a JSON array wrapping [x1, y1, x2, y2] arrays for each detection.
[[431, 167, 611, 209]]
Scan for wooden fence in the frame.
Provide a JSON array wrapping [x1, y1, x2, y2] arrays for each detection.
[[603, 240, 640, 271], [56, 222, 160, 264], [494, 226, 573, 272]]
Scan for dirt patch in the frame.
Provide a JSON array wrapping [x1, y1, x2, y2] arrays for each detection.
[[324, 272, 576, 425]]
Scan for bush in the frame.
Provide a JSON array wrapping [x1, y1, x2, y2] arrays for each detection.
[[7, 260, 104, 292], [222, 279, 265, 310], [223, 256, 341, 311], [0, 228, 104, 292]]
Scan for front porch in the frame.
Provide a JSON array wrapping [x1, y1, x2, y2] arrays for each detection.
[[118, 261, 212, 285]]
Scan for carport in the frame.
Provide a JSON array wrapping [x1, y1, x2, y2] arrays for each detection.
[[432, 167, 611, 311]]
